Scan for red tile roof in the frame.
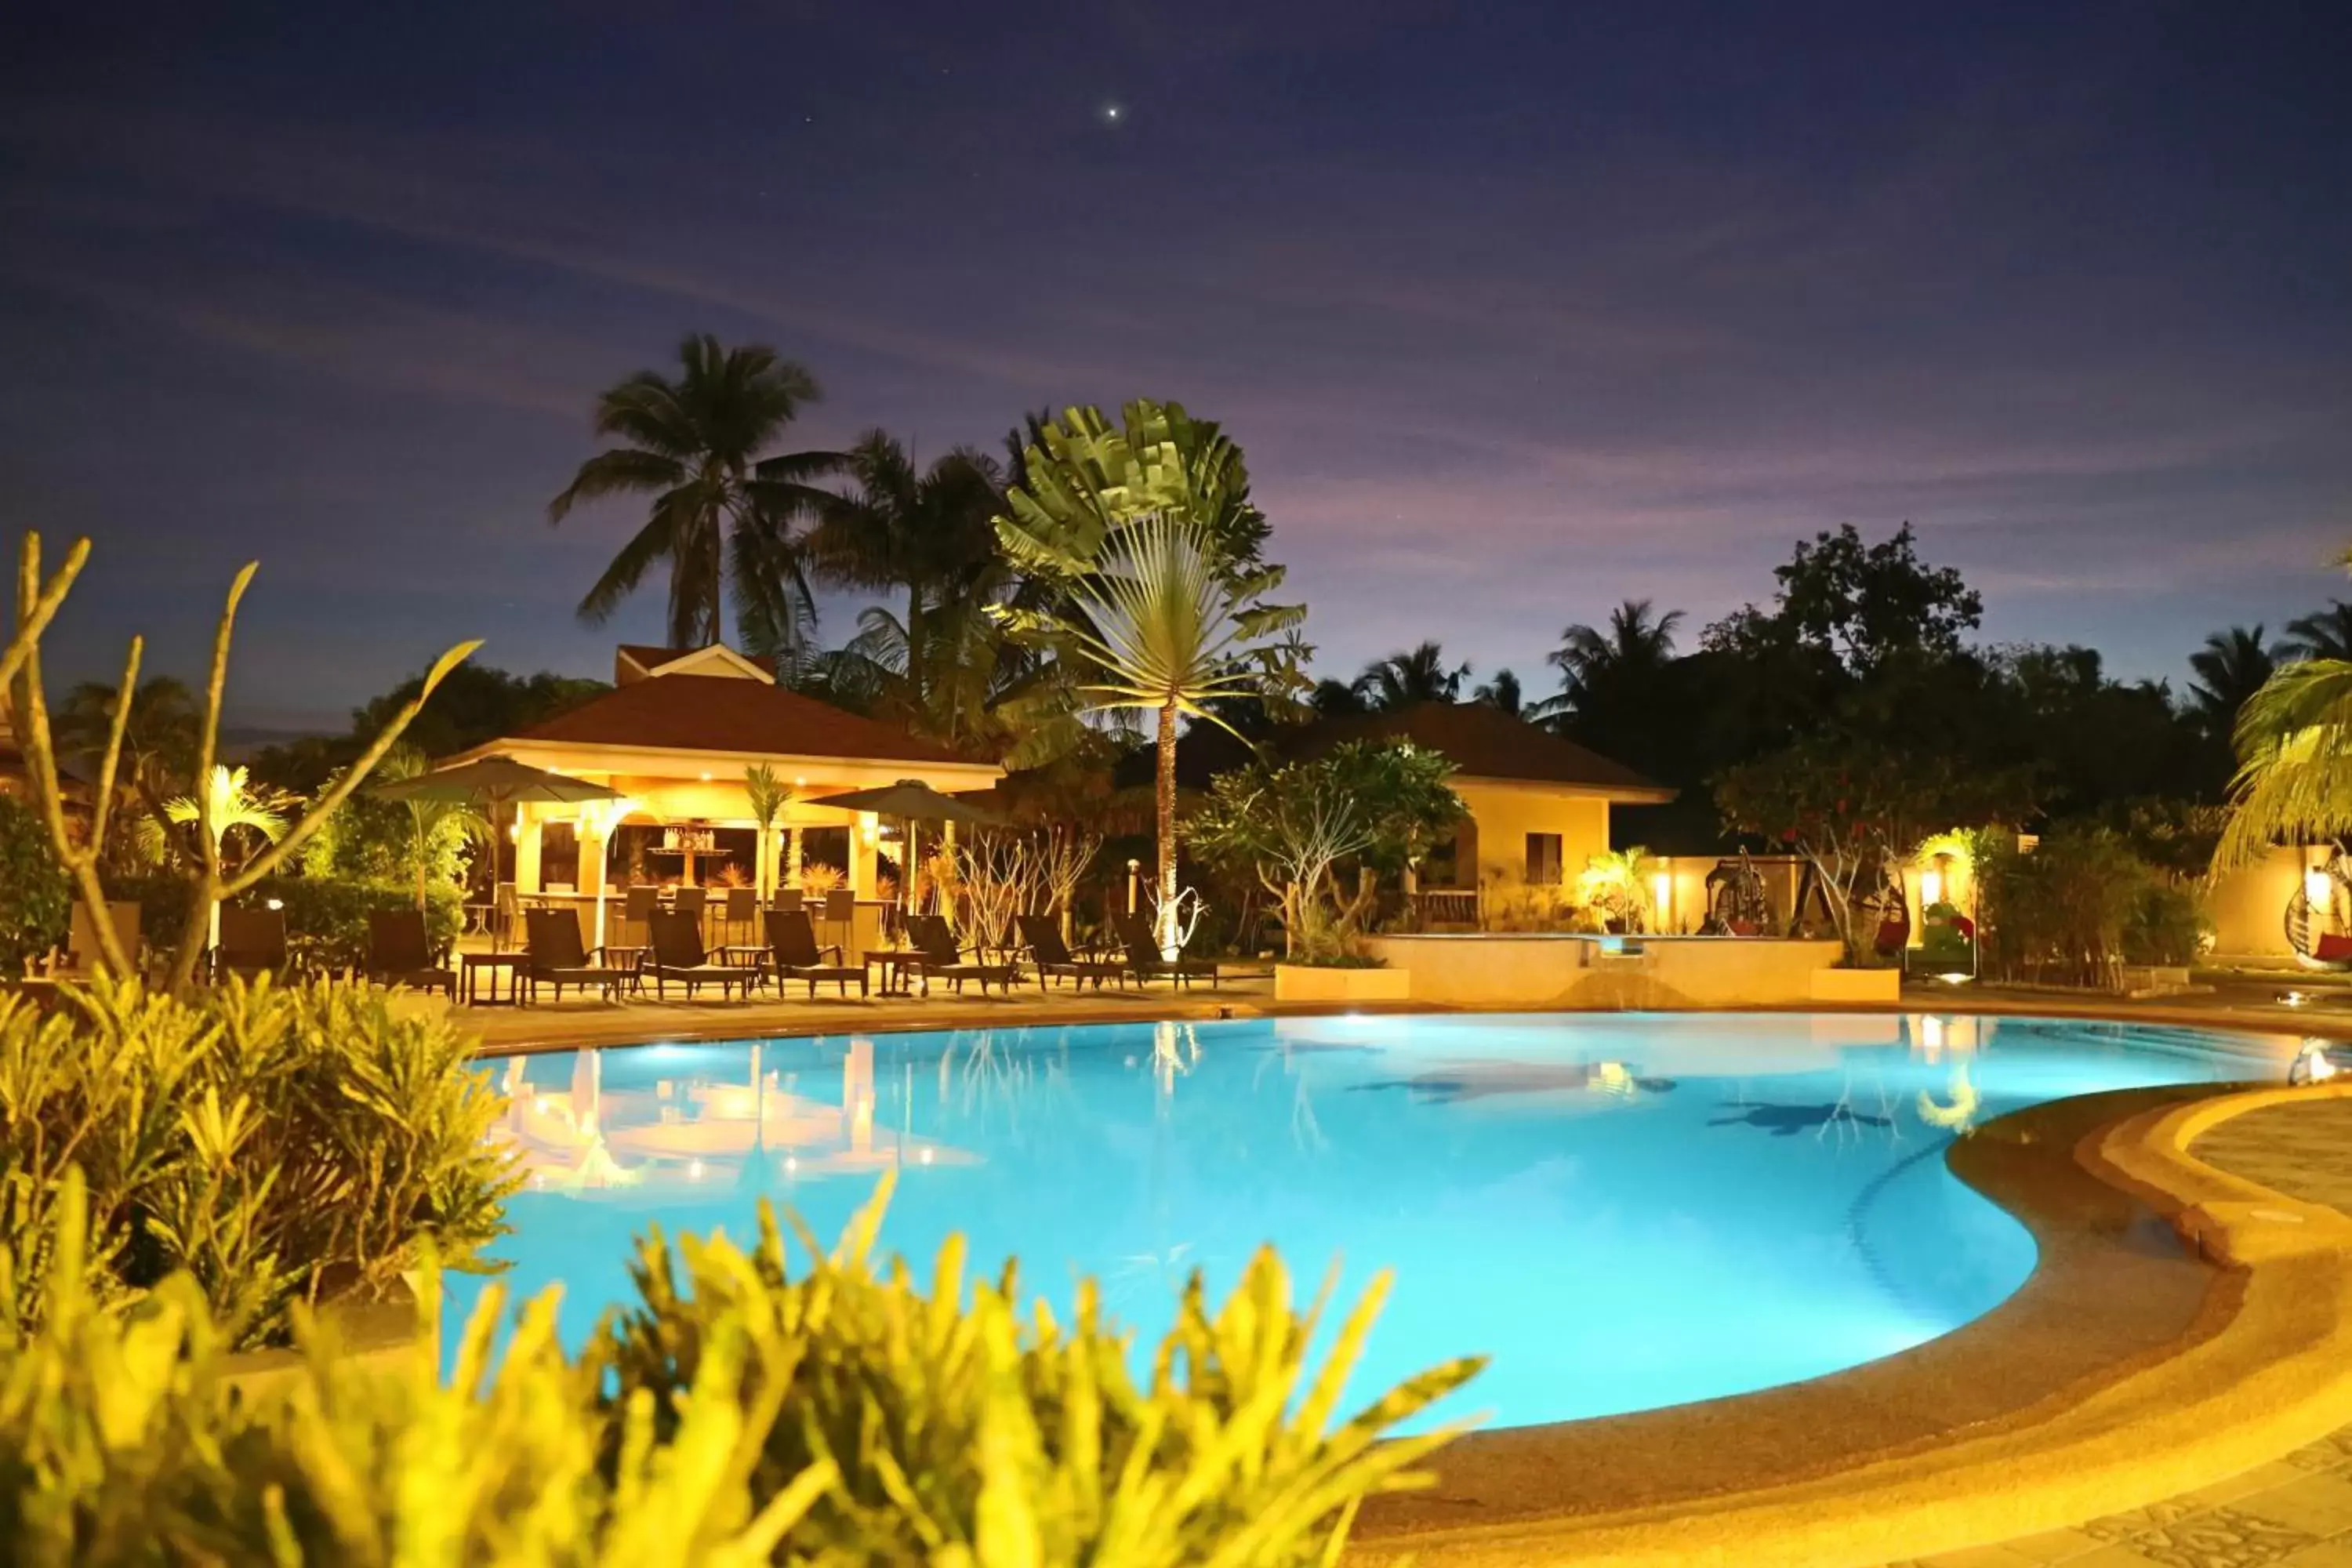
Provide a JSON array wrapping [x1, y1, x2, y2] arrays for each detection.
[[510, 674, 969, 766], [1289, 702, 1672, 797]]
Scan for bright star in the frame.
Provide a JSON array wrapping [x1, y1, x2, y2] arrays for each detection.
[[1103, 103, 1123, 123]]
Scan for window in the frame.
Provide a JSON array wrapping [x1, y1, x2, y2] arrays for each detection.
[[1525, 833, 1563, 887]]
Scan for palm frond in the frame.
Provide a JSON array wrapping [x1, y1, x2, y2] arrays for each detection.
[[2216, 657, 2352, 869]]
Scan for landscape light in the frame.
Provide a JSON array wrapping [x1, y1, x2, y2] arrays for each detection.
[[2308, 868, 2333, 906]]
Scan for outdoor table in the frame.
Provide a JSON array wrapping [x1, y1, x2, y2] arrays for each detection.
[[461, 952, 528, 1007], [865, 949, 923, 996]]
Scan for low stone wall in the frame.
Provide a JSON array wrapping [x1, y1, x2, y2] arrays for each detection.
[[1359, 932, 1855, 1009]]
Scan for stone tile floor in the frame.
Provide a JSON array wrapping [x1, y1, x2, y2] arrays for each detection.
[[1886, 1098, 2352, 1568]]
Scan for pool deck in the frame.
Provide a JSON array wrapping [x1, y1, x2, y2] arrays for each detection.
[[442, 972, 2352, 1566]]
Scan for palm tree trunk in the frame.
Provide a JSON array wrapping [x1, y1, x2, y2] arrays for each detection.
[[908, 586, 924, 721], [1156, 699, 1179, 958]]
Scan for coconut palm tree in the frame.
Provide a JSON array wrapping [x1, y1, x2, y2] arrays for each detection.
[[547, 334, 839, 652], [1539, 600, 1685, 717], [801, 433, 1021, 746], [2218, 555, 2352, 869], [1354, 642, 1468, 710], [1472, 668, 1526, 718], [2287, 601, 2352, 662], [2187, 624, 2286, 741]]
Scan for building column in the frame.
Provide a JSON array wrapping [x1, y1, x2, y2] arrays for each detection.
[[514, 810, 544, 894], [851, 812, 877, 897], [583, 822, 609, 949]]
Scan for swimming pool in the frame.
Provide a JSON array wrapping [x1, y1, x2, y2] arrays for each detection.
[[466, 1011, 2284, 1428]]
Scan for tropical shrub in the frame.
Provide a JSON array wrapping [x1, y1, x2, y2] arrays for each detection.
[[0, 976, 516, 1348], [103, 874, 464, 971], [1191, 739, 1464, 960], [0, 1173, 1481, 1565], [2123, 883, 2210, 967], [1976, 828, 2158, 988], [0, 793, 71, 975]]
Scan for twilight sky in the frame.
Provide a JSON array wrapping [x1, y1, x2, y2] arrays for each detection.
[[4, 1, 2348, 731]]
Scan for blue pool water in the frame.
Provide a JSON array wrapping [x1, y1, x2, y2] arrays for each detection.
[[460, 1012, 2283, 1428]]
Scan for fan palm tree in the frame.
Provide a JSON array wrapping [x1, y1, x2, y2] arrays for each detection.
[[1539, 600, 1685, 717], [1354, 642, 1468, 710], [2186, 625, 2285, 741], [995, 516, 1304, 954], [547, 334, 839, 652], [2287, 601, 2352, 662]]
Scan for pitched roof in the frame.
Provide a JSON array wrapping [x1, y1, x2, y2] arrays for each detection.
[[508, 674, 969, 766], [1289, 702, 1671, 797]]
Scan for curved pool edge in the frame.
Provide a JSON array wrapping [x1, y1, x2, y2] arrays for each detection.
[[1348, 1077, 2352, 1568]]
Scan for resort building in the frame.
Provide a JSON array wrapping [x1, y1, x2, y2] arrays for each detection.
[[445, 644, 1002, 938], [1286, 702, 1676, 919]]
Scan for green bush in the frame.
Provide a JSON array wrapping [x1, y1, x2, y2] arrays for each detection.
[[103, 873, 464, 971], [0, 1172, 1480, 1565], [0, 976, 516, 1348], [0, 794, 71, 975], [2123, 883, 2209, 967]]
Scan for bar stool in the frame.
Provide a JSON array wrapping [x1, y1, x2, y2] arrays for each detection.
[[672, 886, 709, 946], [770, 888, 804, 916], [721, 887, 759, 948], [619, 886, 659, 953], [820, 888, 856, 955]]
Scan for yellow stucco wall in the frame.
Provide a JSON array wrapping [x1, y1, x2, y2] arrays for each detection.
[[1363, 933, 1853, 1007], [2208, 844, 2313, 957], [1450, 779, 1615, 892]]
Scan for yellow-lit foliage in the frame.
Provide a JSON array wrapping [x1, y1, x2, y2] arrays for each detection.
[[0, 975, 517, 1350], [0, 1171, 1483, 1566]]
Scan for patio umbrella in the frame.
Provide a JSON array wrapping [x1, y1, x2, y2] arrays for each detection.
[[803, 779, 1004, 920], [373, 756, 622, 941]]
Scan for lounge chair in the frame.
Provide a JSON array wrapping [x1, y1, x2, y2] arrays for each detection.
[[643, 909, 759, 1001], [365, 909, 456, 997], [1017, 914, 1126, 990], [215, 906, 292, 983], [905, 913, 1019, 996], [522, 907, 628, 1003], [763, 909, 868, 998], [1113, 913, 1221, 989]]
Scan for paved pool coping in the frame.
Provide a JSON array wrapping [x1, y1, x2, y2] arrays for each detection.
[[1348, 1076, 2352, 1566]]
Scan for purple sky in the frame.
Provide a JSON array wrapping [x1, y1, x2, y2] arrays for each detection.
[[5, 2, 2349, 730]]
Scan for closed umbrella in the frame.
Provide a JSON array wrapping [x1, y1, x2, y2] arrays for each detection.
[[374, 756, 621, 947], [804, 779, 1004, 923]]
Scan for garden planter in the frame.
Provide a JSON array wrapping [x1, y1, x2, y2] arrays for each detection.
[[1809, 966, 1902, 1004], [1274, 964, 1412, 1004]]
